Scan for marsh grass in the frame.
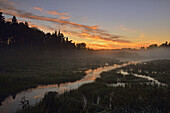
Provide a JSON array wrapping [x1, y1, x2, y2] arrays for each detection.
[[17, 60, 170, 113], [7, 56, 170, 113], [17, 82, 170, 113], [121, 59, 170, 85], [96, 69, 148, 84], [0, 49, 119, 104]]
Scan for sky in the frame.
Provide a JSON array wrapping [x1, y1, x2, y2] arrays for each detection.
[[0, 0, 170, 49]]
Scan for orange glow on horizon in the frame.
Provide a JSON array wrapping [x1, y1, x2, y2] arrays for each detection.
[[4, 13, 157, 50], [63, 30, 151, 50], [87, 43, 149, 50]]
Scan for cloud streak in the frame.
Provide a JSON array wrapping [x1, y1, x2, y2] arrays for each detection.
[[0, 0, 131, 48], [33, 7, 43, 12], [46, 10, 68, 16], [33, 7, 68, 16], [33, 7, 70, 19], [62, 29, 131, 43]]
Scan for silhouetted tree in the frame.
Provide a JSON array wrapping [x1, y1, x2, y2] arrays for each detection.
[[58, 30, 61, 37], [147, 44, 158, 49], [143, 41, 170, 50], [0, 11, 6, 48], [140, 47, 145, 50], [0, 11, 5, 23], [12, 16, 18, 24], [24, 22, 29, 27], [76, 42, 86, 49], [54, 30, 57, 36], [0, 12, 87, 50], [159, 41, 168, 48]]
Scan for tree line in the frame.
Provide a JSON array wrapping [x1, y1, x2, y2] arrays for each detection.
[[0, 11, 87, 50], [141, 41, 170, 50]]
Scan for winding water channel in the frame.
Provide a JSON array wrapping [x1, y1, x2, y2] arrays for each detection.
[[0, 59, 165, 113], [119, 70, 167, 86], [0, 61, 138, 113]]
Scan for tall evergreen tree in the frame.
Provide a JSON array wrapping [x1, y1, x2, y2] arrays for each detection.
[[58, 30, 61, 37], [12, 16, 17, 24], [0, 11, 5, 47], [54, 30, 57, 36], [0, 11, 5, 23], [24, 21, 29, 27]]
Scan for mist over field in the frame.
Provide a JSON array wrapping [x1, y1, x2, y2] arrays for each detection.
[[96, 47, 170, 61], [138, 48, 170, 59], [1, 0, 170, 112]]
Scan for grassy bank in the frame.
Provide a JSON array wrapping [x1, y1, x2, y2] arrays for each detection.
[[0, 49, 119, 104], [17, 59, 170, 113], [96, 69, 148, 84], [120, 59, 170, 85], [17, 83, 170, 113]]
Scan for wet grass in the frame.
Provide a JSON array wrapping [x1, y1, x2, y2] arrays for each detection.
[[121, 59, 170, 85], [17, 59, 170, 113], [96, 69, 148, 84], [0, 49, 119, 104], [17, 83, 170, 113]]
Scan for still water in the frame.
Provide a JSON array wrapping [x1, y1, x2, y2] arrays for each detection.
[[119, 70, 166, 86], [0, 61, 139, 113]]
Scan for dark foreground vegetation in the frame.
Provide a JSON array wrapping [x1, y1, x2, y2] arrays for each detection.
[[120, 59, 170, 85], [96, 69, 148, 84], [1, 10, 170, 112], [0, 11, 86, 104], [0, 49, 119, 105], [17, 84, 170, 113], [0, 11, 123, 106], [17, 60, 170, 113]]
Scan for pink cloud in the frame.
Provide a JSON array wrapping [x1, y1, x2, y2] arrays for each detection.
[[0, 0, 131, 47]]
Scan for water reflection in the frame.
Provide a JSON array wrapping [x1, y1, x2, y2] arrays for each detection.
[[119, 70, 167, 86], [0, 61, 137, 113]]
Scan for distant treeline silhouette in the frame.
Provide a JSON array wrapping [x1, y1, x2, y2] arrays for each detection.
[[0, 11, 87, 50], [141, 41, 170, 50]]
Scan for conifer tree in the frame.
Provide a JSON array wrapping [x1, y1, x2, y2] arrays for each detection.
[[12, 16, 18, 24], [0, 11, 5, 23]]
